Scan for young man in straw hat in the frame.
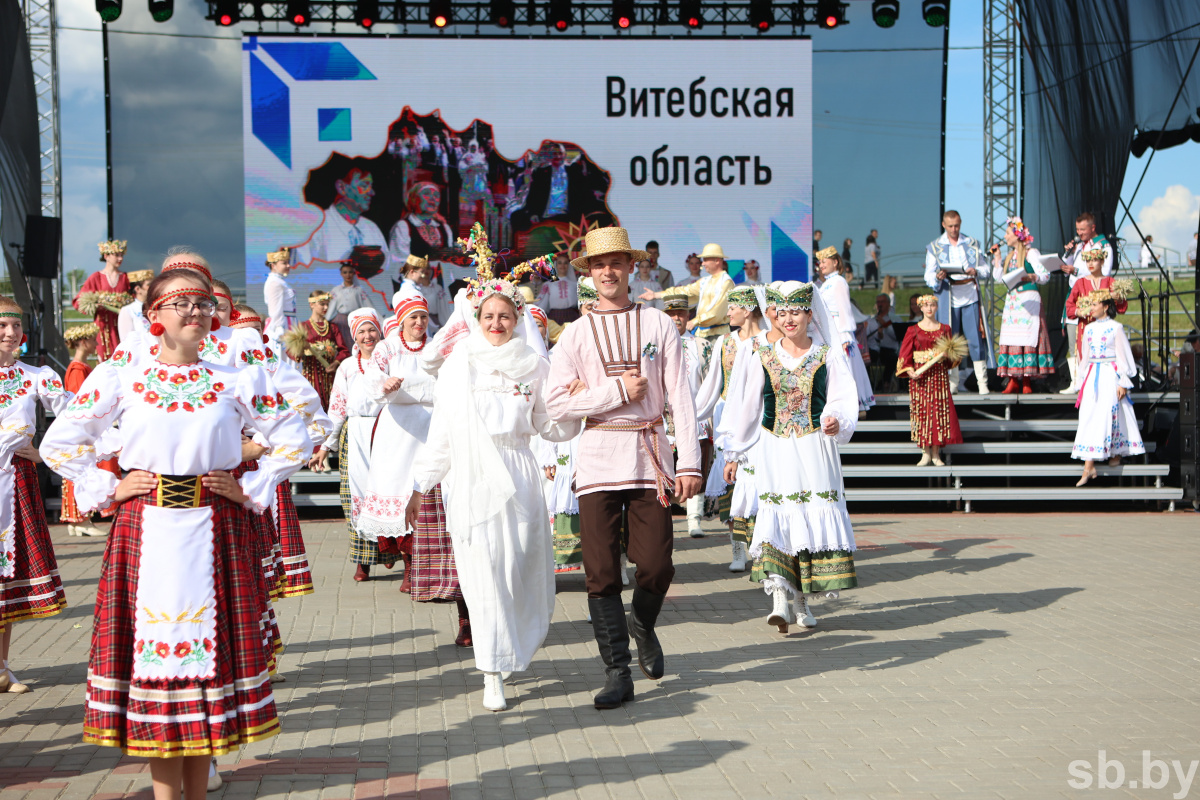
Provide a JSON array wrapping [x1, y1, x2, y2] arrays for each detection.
[[640, 243, 736, 340], [546, 227, 702, 709]]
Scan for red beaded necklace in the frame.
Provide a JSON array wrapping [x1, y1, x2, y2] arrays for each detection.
[[400, 333, 426, 353]]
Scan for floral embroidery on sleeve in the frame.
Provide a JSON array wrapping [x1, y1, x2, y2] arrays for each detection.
[[198, 336, 229, 359], [246, 392, 291, 418]]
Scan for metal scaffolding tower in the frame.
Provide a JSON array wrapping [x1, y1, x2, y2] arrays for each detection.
[[20, 0, 63, 331], [983, 0, 1019, 249]]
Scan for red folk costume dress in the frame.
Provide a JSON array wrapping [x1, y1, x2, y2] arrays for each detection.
[[73, 271, 132, 362], [1, 362, 70, 628], [39, 355, 310, 758], [293, 319, 349, 411], [1064, 276, 1128, 357], [896, 323, 964, 447]]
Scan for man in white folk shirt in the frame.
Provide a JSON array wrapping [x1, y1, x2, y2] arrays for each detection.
[[1059, 212, 1114, 393], [292, 167, 388, 273], [662, 294, 713, 539], [924, 209, 995, 393]]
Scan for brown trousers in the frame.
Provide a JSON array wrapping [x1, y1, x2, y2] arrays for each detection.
[[579, 488, 674, 598]]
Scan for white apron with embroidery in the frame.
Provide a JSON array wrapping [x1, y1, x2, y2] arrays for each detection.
[[132, 505, 218, 681]]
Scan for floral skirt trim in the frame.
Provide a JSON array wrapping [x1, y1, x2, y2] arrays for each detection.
[[750, 543, 858, 594]]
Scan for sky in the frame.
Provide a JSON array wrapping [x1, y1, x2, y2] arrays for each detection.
[[52, 0, 1200, 291]]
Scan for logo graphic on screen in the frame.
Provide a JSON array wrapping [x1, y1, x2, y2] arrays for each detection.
[[288, 108, 617, 303]]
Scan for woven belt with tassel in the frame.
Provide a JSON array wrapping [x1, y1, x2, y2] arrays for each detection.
[[584, 418, 673, 507]]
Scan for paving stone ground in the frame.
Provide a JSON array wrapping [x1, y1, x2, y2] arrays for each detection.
[[2, 511, 1199, 800]]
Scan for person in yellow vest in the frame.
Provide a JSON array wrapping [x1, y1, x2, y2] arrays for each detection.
[[639, 243, 736, 340]]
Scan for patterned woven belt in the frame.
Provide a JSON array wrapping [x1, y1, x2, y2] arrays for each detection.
[[152, 474, 210, 508], [584, 418, 673, 507]]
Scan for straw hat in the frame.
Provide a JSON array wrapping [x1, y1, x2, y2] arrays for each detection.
[[699, 243, 726, 260], [815, 246, 838, 261], [127, 269, 154, 284], [570, 227, 649, 271]]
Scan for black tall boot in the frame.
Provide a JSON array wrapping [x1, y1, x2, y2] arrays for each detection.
[[588, 596, 635, 709], [628, 587, 666, 680]]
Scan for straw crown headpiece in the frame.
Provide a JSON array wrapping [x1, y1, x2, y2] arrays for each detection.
[[266, 247, 290, 265], [127, 269, 154, 284], [1081, 248, 1108, 262], [63, 323, 99, 343], [459, 223, 558, 313], [98, 240, 127, 255], [815, 246, 838, 261]]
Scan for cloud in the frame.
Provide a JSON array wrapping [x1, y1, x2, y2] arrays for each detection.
[[1124, 184, 1199, 260]]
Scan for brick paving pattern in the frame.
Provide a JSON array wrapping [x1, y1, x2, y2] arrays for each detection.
[[1, 513, 1198, 799]]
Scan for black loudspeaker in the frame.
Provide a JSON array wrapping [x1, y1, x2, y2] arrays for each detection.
[[22, 215, 62, 279]]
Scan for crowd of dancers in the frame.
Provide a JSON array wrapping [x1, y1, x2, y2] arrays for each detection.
[[0, 215, 1147, 800]]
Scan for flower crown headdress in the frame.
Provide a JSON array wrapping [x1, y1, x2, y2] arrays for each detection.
[[459, 223, 559, 313], [765, 282, 814, 311], [1081, 248, 1108, 262], [98, 240, 127, 255], [916, 294, 938, 306], [727, 286, 760, 310], [1005, 216, 1034, 245]]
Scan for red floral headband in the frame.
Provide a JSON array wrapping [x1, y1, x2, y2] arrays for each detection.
[[162, 261, 213, 282]]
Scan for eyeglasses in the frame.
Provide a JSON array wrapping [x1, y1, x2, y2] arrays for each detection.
[[161, 300, 217, 317]]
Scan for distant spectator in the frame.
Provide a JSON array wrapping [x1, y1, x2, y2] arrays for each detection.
[[842, 238, 853, 269], [1188, 233, 1196, 267], [864, 231, 881, 287], [865, 293, 901, 391], [813, 229, 823, 255], [742, 259, 763, 286], [645, 240, 674, 289], [882, 274, 899, 308], [632, 259, 664, 311], [1140, 235, 1155, 269], [907, 294, 922, 322], [677, 253, 703, 287]]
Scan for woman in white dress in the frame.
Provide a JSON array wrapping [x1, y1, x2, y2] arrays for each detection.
[[991, 217, 1053, 393], [263, 248, 297, 343], [721, 282, 859, 634], [309, 309, 388, 581], [1071, 290, 1145, 485], [405, 278, 580, 712], [816, 248, 875, 413]]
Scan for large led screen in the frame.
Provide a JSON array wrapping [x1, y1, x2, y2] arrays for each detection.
[[243, 36, 812, 313]]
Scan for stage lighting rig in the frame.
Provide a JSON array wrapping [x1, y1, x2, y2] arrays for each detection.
[[871, 0, 898, 27], [680, 0, 701, 28], [148, 0, 173, 21], [95, 0, 122, 21], [612, 0, 633, 29], [748, 0, 772, 31], [922, 0, 948, 26], [286, 0, 310, 24], [429, 0, 451, 26], [214, 0, 238, 25], [355, 0, 377, 27], [816, 0, 846, 28], [549, 0, 571, 30], [490, 0, 515, 27]]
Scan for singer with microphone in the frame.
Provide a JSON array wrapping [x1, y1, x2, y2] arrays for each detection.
[[923, 210, 995, 393], [1059, 212, 1114, 393]]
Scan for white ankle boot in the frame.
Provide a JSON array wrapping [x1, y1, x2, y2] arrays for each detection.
[[793, 594, 817, 628], [766, 586, 796, 633], [915, 447, 932, 467], [1060, 358, 1079, 394], [482, 672, 507, 711], [687, 495, 704, 538], [729, 539, 747, 573], [973, 361, 990, 395]]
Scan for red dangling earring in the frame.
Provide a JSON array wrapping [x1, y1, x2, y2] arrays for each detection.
[[20, 334, 27, 345], [262, 334, 269, 344], [210, 317, 221, 331], [149, 322, 166, 336]]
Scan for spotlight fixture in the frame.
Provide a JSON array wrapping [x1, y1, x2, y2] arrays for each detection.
[[355, 0, 377, 27], [286, 0, 310, 25], [214, 0, 238, 25], [95, 0, 122, 22], [490, 0, 515, 27], [148, 0, 173, 22], [549, 0, 571, 30], [748, 0, 771, 31], [871, 0, 899, 27], [922, 0, 948, 26], [816, 0, 845, 28], [612, 0, 633, 29], [680, 0, 701, 28], [429, 0, 451, 26]]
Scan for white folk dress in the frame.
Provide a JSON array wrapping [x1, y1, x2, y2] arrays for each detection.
[[411, 335, 580, 673], [715, 332, 775, 523], [324, 353, 386, 529], [817, 274, 875, 411], [263, 272, 297, 343], [994, 248, 1050, 348], [1072, 318, 1145, 460], [721, 337, 859, 593], [356, 338, 437, 541], [696, 332, 757, 502]]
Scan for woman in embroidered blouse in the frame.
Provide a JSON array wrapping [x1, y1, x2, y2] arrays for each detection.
[[991, 218, 1053, 393], [263, 248, 296, 342], [720, 282, 859, 634], [309, 309, 389, 582], [1072, 291, 1145, 486], [39, 270, 310, 799], [696, 286, 769, 573], [405, 285, 581, 713], [816, 250, 875, 414]]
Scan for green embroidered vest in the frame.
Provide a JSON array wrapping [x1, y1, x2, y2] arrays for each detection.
[[718, 335, 739, 401], [759, 342, 829, 438]]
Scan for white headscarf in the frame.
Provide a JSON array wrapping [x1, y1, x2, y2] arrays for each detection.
[[751, 285, 773, 331]]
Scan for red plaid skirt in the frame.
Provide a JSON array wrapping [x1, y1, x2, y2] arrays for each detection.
[[275, 482, 312, 598], [249, 510, 284, 669], [85, 494, 279, 757], [409, 486, 461, 602], [2, 458, 67, 625]]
